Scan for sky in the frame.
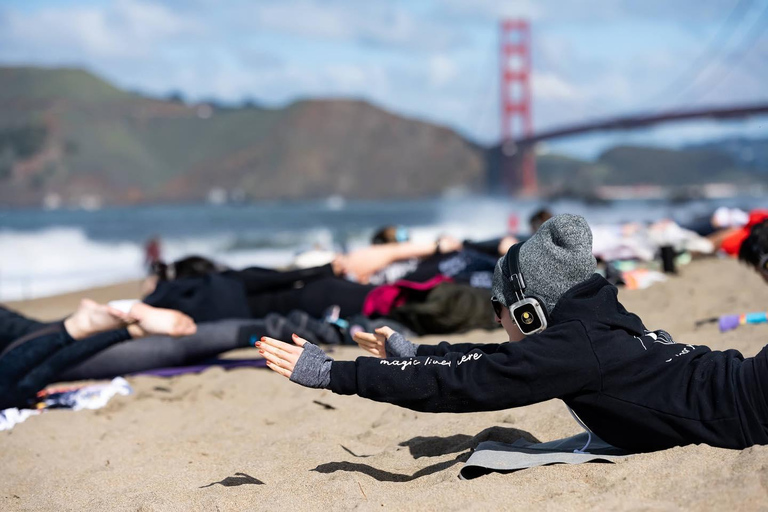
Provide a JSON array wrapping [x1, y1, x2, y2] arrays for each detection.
[[0, 0, 767, 159]]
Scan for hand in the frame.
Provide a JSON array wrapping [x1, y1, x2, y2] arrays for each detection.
[[258, 334, 308, 378], [353, 326, 395, 359], [126, 302, 197, 338], [64, 299, 135, 340]]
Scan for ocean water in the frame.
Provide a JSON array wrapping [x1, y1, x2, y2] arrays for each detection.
[[0, 196, 764, 302]]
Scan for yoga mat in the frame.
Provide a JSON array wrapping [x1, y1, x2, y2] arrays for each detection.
[[131, 358, 267, 377], [460, 433, 630, 480]]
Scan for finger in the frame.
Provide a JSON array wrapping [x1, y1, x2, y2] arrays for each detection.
[[261, 337, 303, 355], [265, 361, 292, 379], [291, 333, 308, 347], [260, 349, 296, 372], [354, 336, 378, 347], [375, 326, 394, 338], [353, 332, 377, 344], [259, 340, 301, 364]]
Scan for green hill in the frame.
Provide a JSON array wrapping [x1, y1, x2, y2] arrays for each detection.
[[596, 145, 757, 186], [0, 67, 134, 103], [1, 66, 765, 207], [0, 66, 485, 207]]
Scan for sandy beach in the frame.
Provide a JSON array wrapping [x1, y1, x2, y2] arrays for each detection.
[[3, 257, 768, 511]]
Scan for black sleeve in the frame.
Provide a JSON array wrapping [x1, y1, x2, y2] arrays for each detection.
[[416, 341, 507, 357], [330, 322, 597, 413], [0, 305, 48, 352], [462, 238, 504, 257], [231, 264, 336, 294]]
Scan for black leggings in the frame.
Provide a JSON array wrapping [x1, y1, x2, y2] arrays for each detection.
[[58, 319, 264, 381], [0, 324, 131, 409], [0, 313, 348, 409]]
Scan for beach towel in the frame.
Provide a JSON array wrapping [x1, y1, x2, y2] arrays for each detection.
[[0, 377, 132, 431], [460, 433, 631, 480]]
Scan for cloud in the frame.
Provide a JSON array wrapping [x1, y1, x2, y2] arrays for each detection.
[[429, 55, 459, 87], [0, 0, 203, 60], [440, 0, 739, 23], [0, 0, 764, 150], [532, 72, 580, 100], [240, 0, 466, 51]]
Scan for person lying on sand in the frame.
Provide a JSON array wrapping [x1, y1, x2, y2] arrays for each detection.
[[0, 299, 195, 410], [0, 300, 355, 383], [144, 256, 497, 336], [260, 214, 768, 453], [334, 233, 500, 286], [712, 209, 768, 259]]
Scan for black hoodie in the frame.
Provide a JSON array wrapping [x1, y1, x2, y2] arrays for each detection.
[[330, 274, 768, 452]]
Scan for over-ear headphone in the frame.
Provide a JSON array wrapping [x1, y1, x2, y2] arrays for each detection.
[[504, 243, 549, 335]]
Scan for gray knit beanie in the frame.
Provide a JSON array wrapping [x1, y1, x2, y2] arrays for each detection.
[[492, 213, 596, 314]]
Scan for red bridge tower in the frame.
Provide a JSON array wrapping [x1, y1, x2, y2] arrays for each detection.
[[499, 19, 537, 195]]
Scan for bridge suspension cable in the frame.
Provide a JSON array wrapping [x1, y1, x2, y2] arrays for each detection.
[[644, 0, 755, 110], [694, 1, 768, 101]]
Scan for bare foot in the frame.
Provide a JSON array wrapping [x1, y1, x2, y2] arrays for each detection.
[[64, 299, 133, 340], [126, 302, 197, 338]]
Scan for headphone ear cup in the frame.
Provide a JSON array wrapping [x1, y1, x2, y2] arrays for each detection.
[[532, 296, 549, 322], [509, 296, 548, 335]]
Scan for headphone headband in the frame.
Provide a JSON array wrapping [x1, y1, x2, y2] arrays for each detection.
[[505, 243, 526, 301]]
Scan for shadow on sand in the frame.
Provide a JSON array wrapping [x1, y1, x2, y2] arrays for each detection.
[[313, 426, 537, 482], [200, 472, 265, 488]]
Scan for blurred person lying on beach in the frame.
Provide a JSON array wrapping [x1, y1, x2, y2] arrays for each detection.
[[0, 299, 196, 410], [294, 225, 516, 287], [143, 254, 497, 336], [261, 214, 768, 453], [715, 210, 768, 261], [678, 206, 754, 238]]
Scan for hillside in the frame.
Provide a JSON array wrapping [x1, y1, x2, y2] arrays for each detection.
[[0, 67, 485, 207], [1, 66, 765, 207], [485, 141, 767, 196], [596, 145, 758, 186]]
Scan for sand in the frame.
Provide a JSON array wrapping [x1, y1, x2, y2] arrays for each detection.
[[3, 258, 768, 511]]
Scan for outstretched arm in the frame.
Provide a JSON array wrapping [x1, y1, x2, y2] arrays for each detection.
[[337, 237, 462, 284], [260, 324, 596, 414], [353, 326, 506, 359]]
